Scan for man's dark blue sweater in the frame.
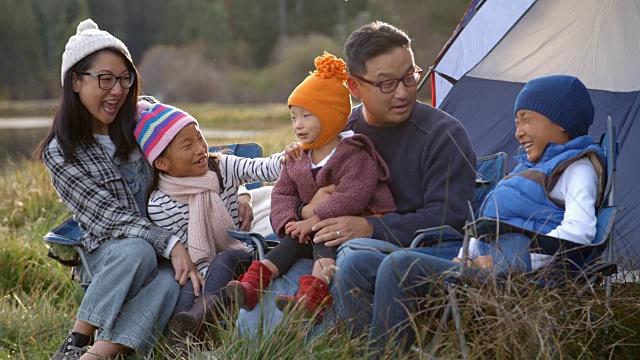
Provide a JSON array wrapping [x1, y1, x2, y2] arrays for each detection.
[[346, 101, 476, 247]]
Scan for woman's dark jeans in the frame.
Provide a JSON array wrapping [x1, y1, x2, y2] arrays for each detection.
[[174, 250, 253, 315]]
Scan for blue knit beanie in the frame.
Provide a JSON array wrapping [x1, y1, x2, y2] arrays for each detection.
[[514, 75, 594, 139]]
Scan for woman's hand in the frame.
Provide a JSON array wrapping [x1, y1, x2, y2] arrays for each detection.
[[170, 242, 205, 296], [237, 193, 254, 231], [281, 142, 303, 164]]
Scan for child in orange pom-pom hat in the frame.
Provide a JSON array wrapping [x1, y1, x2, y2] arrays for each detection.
[[226, 52, 396, 322]]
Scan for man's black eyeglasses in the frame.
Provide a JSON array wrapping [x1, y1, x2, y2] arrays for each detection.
[[352, 67, 423, 94]]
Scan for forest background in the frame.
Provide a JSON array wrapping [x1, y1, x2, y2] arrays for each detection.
[[1, 0, 469, 103]]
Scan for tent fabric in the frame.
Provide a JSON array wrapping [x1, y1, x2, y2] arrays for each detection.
[[469, 0, 640, 92], [433, 0, 536, 107], [433, 0, 640, 268]]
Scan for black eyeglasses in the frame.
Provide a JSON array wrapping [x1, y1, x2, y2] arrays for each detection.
[[76, 72, 136, 90], [352, 66, 423, 94]]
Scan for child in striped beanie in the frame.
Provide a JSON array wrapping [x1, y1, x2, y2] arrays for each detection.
[[134, 102, 283, 341], [226, 52, 396, 323]]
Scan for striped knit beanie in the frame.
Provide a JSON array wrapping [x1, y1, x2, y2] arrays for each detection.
[[134, 103, 198, 164], [514, 75, 594, 139], [288, 51, 352, 150]]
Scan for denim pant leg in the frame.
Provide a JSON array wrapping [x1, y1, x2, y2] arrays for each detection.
[[235, 238, 403, 339], [174, 279, 197, 316], [206, 250, 254, 306], [487, 233, 533, 274], [100, 261, 179, 353], [335, 248, 388, 337], [174, 250, 254, 316], [409, 240, 463, 260], [78, 238, 179, 353], [369, 251, 463, 355]]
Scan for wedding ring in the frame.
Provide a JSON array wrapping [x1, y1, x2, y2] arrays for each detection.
[[336, 230, 341, 238]]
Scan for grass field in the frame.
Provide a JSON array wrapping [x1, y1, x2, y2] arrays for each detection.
[[2, 104, 640, 359]]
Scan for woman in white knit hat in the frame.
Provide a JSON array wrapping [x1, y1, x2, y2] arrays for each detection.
[[36, 19, 196, 359]]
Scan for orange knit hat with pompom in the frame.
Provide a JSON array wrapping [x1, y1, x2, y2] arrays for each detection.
[[288, 51, 352, 150]]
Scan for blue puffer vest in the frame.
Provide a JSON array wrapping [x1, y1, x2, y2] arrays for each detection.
[[480, 135, 606, 234]]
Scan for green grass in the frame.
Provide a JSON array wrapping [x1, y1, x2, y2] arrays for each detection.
[[2, 123, 640, 359]]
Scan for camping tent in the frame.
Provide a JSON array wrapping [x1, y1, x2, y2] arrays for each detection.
[[428, 0, 640, 269]]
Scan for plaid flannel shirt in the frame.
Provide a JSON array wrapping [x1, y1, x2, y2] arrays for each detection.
[[43, 137, 173, 254]]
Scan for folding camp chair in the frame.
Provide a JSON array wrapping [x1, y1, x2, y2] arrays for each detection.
[[43, 142, 273, 286], [410, 151, 507, 248], [422, 117, 620, 359]]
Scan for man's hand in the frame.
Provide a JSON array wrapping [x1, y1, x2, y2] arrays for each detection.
[[170, 242, 205, 296], [301, 184, 336, 219], [312, 216, 373, 247], [281, 142, 303, 164], [237, 193, 254, 231]]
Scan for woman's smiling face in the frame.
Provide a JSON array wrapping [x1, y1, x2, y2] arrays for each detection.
[[72, 50, 130, 135]]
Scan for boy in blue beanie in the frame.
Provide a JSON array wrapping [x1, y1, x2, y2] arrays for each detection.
[[467, 74, 606, 271], [337, 74, 608, 356]]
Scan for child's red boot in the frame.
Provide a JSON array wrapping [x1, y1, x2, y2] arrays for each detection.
[[274, 275, 333, 323], [226, 261, 272, 310]]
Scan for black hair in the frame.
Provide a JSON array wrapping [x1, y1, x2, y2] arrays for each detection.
[[35, 47, 140, 163], [343, 21, 412, 76]]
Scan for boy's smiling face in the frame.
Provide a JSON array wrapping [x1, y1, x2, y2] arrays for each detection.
[[515, 110, 571, 163]]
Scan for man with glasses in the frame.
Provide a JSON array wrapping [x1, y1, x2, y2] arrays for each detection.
[[236, 21, 476, 338]]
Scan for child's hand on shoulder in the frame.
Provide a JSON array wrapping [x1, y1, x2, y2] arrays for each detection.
[[282, 142, 303, 164]]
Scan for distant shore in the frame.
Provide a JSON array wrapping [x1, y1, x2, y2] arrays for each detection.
[[0, 117, 265, 139]]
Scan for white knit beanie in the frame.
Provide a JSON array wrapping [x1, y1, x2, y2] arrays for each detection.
[[60, 19, 132, 85]]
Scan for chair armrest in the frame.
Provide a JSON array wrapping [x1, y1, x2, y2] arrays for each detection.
[[43, 216, 83, 246], [465, 217, 593, 256], [43, 233, 83, 247], [228, 230, 270, 260], [411, 225, 463, 248]]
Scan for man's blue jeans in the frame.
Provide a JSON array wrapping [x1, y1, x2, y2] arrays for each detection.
[[338, 233, 532, 355], [234, 238, 404, 339]]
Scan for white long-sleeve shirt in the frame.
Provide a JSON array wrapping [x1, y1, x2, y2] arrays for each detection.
[[458, 157, 599, 270]]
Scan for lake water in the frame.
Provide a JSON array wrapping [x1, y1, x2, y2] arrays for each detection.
[[0, 117, 265, 162]]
